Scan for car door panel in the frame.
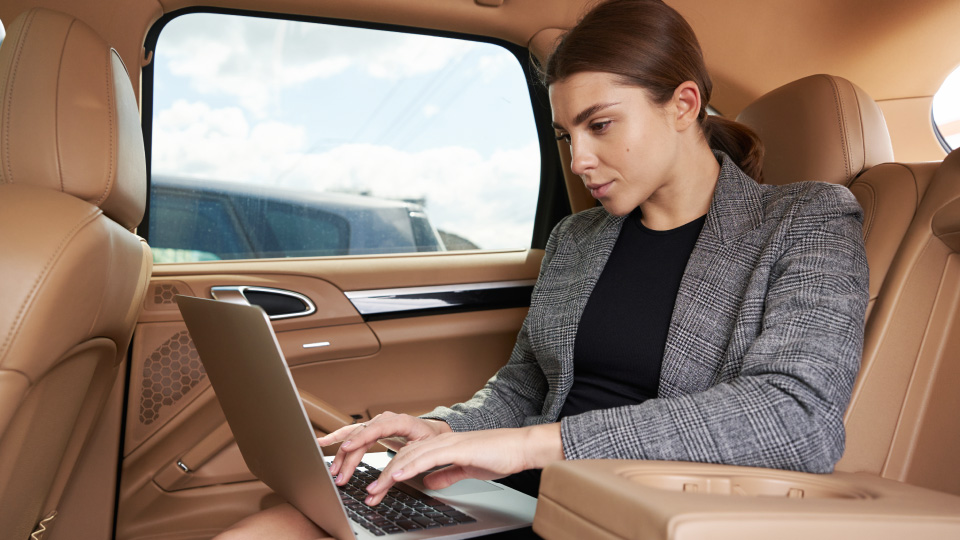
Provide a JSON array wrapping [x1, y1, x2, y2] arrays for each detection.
[[116, 250, 543, 539]]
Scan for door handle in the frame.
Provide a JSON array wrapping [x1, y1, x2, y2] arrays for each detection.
[[210, 286, 316, 320]]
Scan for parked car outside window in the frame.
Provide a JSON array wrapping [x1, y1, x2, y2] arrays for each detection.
[[150, 175, 448, 262]]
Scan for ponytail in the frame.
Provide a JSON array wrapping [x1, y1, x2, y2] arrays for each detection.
[[703, 115, 765, 183]]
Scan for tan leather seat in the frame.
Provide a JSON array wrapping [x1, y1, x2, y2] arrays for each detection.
[[737, 76, 960, 493], [737, 73, 935, 320], [0, 8, 151, 539], [836, 147, 960, 492]]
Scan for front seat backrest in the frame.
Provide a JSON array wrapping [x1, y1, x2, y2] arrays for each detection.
[[0, 8, 152, 539], [737, 73, 934, 319]]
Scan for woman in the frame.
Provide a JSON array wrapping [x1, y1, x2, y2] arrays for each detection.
[[218, 0, 868, 535]]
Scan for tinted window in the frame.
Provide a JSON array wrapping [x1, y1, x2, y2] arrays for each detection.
[[149, 189, 249, 261], [253, 199, 350, 258], [147, 13, 541, 262]]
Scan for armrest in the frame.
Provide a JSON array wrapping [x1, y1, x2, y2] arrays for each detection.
[[534, 460, 960, 540]]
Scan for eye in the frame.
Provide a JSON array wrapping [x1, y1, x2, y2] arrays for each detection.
[[554, 132, 571, 145], [589, 120, 611, 133]]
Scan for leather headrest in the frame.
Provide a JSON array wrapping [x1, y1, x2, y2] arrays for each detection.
[[0, 8, 146, 229], [737, 74, 894, 186]]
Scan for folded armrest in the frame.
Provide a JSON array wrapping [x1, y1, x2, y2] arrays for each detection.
[[535, 460, 960, 539]]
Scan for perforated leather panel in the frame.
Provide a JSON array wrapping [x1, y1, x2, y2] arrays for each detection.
[[139, 330, 206, 426]]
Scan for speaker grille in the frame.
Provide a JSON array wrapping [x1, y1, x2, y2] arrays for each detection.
[[139, 330, 206, 425], [154, 283, 181, 305]]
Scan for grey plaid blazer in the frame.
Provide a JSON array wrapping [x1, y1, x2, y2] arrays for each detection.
[[426, 153, 868, 474]]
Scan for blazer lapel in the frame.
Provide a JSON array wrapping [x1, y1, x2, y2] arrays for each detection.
[[658, 154, 765, 398], [539, 210, 624, 418]]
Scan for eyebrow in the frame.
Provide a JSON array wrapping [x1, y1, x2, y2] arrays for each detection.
[[552, 102, 620, 130]]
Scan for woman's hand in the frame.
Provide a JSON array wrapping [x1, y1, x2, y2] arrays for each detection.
[[362, 423, 564, 506], [318, 412, 451, 487]]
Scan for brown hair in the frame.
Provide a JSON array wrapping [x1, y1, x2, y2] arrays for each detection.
[[543, 0, 764, 182]]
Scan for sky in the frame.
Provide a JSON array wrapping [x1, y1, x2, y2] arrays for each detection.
[[150, 12, 542, 250]]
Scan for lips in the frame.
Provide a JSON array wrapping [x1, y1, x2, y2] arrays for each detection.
[[586, 180, 613, 199]]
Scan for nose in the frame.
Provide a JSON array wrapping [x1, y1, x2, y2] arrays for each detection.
[[569, 138, 597, 176]]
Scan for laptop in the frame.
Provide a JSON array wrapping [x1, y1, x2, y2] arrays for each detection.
[[175, 294, 536, 539]]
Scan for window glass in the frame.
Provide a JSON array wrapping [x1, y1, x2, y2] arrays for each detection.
[[148, 13, 541, 262], [149, 188, 249, 261], [253, 200, 350, 258], [933, 65, 960, 151]]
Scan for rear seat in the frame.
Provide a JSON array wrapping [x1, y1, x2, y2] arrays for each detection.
[[737, 73, 935, 320], [534, 77, 960, 539], [737, 74, 960, 494], [837, 147, 960, 492]]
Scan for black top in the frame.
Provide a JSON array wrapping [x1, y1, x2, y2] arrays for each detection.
[[498, 209, 706, 499], [559, 208, 706, 419]]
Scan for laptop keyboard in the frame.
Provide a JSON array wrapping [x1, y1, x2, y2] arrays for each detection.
[[336, 462, 477, 536]]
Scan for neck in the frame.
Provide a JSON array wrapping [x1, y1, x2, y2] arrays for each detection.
[[639, 140, 720, 231]]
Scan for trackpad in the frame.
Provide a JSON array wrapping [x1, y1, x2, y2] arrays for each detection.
[[407, 474, 504, 496]]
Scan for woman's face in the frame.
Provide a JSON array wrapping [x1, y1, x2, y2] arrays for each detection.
[[549, 71, 683, 217]]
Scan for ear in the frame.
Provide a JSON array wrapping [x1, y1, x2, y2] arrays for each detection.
[[671, 81, 702, 131]]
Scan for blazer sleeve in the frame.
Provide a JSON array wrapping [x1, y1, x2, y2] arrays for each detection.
[[421, 215, 573, 432], [560, 184, 869, 473]]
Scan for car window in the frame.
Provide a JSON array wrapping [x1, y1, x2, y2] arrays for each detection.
[[253, 199, 350, 258], [149, 188, 250, 261], [933, 65, 960, 151], [147, 12, 541, 263]]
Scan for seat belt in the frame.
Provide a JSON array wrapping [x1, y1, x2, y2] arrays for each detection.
[[30, 511, 57, 540]]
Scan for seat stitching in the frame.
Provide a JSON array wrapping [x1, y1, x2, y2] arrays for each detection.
[[850, 84, 867, 174], [826, 75, 851, 180], [55, 20, 78, 193], [95, 49, 115, 207], [2, 9, 38, 185], [0, 206, 102, 365], [854, 181, 878, 243]]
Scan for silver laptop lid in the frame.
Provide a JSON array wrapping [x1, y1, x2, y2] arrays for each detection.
[[175, 294, 355, 540]]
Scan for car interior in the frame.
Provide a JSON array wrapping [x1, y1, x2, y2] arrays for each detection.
[[0, 0, 959, 539]]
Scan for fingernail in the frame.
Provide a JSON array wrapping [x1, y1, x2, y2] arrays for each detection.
[[367, 480, 378, 491], [335, 474, 342, 483], [392, 469, 404, 479], [342, 441, 352, 449], [365, 496, 375, 505]]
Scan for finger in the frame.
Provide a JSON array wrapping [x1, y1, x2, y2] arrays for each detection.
[[422, 465, 471, 490], [335, 443, 369, 486], [316, 423, 358, 447], [367, 438, 452, 499], [330, 423, 371, 476], [363, 442, 429, 504], [362, 470, 398, 506], [365, 445, 462, 506], [334, 418, 407, 480]]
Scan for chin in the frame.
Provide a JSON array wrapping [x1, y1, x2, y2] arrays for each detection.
[[598, 200, 634, 217]]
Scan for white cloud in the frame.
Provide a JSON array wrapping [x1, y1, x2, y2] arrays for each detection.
[[153, 100, 307, 181], [157, 13, 476, 117], [423, 105, 439, 118], [477, 54, 513, 83], [152, 102, 539, 249]]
